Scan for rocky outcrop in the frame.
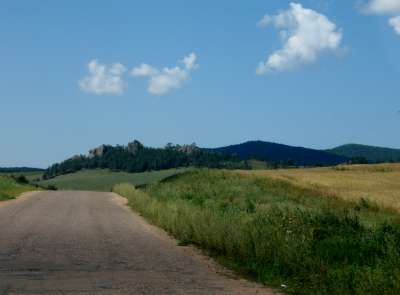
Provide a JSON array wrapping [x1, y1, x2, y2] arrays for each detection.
[[88, 145, 112, 159], [128, 140, 144, 156], [87, 141, 197, 160], [177, 143, 199, 154]]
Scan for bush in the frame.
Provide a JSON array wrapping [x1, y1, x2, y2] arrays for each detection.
[[47, 185, 58, 191], [14, 175, 29, 184]]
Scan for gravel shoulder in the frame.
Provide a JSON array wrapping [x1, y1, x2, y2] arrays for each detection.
[[0, 191, 278, 295]]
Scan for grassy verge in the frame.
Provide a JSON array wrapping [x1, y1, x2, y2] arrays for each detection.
[[0, 175, 38, 201], [39, 168, 192, 191], [114, 169, 400, 295]]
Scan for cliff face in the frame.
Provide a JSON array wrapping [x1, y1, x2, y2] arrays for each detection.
[[88, 145, 112, 159]]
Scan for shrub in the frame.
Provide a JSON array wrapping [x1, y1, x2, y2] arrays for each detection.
[[47, 185, 58, 191], [14, 175, 29, 184]]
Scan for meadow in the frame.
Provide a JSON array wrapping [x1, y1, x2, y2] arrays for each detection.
[[0, 171, 43, 182], [241, 163, 400, 211], [0, 175, 39, 201], [39, 168, 192, 191], [114, 167, 400, 295]]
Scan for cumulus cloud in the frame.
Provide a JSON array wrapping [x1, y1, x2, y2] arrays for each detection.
[[363, 0, 400, 14], [389, 15, 400, 34], [131, 63, 159, 77], [362, 0, 400, 35], [182, 53, 199, 70], [79, 60, 126, 95], [131, 53, 198, 95], [256, 2, 342, 74]]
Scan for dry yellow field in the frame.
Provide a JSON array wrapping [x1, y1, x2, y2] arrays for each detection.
[[239, 163, 400, 211]]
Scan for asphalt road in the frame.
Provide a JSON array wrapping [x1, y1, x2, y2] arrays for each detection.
[[0, 191, 276, 295]]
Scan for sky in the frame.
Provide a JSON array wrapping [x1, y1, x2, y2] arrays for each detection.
[[1, 0, 400, 168]]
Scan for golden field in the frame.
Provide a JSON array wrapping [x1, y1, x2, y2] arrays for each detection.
[[238, 163, 400, 211]]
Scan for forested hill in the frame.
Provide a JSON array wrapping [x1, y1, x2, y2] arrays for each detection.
[[0, 167, 44, 173], [45, 140, 400, 179], [209, 141, 348, 166], [327, 144, 400, 163], [43, 141, 242, 179], [44, 140, 354, 179]]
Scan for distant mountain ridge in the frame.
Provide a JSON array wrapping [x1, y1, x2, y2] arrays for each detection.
[[43, 141, 244, 179], [0, 167, 44, 173], [208, 140, 348, 166], [43, 140, 400, 179], [327, 144, 400, 163]]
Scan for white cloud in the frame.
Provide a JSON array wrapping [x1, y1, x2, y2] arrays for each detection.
[[147, 67, 188, 95], [363, 0, 400, 14], [131, 63, 159, 77], [362, 0, 400, 35], [389, 15, 400, 34], [79, 60, 126, 95], [257, 15, 273, 28], [131, 53, 198, 95], [256, 2, 342, 74], [182, 53, 199, 70]]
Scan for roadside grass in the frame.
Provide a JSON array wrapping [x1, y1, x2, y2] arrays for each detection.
[[239, 163, 400, 211], [0, 171, 43, 183], [114, 169, 400, 295], [39, 168, 192, 191], [0, 175, 38, 201]]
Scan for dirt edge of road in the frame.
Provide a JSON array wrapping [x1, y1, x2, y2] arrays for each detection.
[[110, 192, 280, 295], [0, 190, 42, 208]]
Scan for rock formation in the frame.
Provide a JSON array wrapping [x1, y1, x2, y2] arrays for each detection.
[[128, 140, 144, 156]]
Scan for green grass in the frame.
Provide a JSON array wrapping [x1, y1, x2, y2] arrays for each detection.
[[0, 171, 43, 182], [0, 175, 38, 201], [39, 168, 192, 191], [114, 169, 400, 295]]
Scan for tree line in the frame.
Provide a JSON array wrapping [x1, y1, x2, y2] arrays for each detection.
[[43, 142, 246, 179]]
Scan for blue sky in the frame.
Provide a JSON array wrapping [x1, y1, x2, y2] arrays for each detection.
[[1, 0, 399, 168]]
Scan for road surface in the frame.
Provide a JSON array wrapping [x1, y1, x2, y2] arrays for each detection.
[[0, 191, 276, 295]]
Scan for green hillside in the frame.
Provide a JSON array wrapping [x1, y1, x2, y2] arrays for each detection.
[[328, 144, 400, 163], [39, 168, 191, 191]]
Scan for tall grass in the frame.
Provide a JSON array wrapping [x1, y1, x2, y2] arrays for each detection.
[[0, 175, 37, 201], [114, 169, 400, 294]]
